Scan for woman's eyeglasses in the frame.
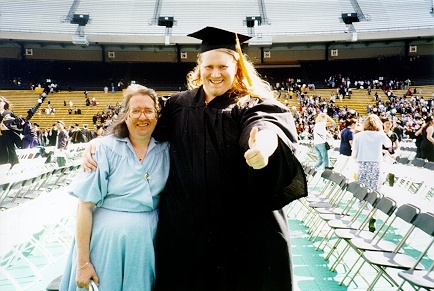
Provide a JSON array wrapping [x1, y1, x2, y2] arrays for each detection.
[[129, 108, 157, 119]]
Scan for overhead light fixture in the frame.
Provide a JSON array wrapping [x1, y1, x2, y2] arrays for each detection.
[[70, 14, 89, 26], [70, 14, 90, 46], [246, 16, 262, 28], [158, 17, 175, 45], [158, 16, 174, 28]]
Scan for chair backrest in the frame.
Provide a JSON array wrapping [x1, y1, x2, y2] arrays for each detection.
[[321, 169, 334, 179], [374, 197, 397, 216], [364, 190, 383, 207], [346, 181, 363, 194], [330, 172, 347, 188], [411, 158, 426, 168], [308, 167, 318, 177], [396, 156, 409, 165], [424, 161, 434, 171], [395, 204, 421, 223], [353, 186, 369, 202], [413, 212, 434, 236]]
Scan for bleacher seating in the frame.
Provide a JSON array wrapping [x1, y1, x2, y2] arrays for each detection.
[[353, 0, 434, 32], [1, 0, 432, 42], [0, 89, 178, 129], [277, 85, 434, 120]]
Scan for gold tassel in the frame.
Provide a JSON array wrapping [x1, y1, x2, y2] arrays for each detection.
[[235, 33, 253, 87]]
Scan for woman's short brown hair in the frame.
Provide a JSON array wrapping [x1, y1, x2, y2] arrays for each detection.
[[108, 84, 159, 138], [345, 118, 357, 128]]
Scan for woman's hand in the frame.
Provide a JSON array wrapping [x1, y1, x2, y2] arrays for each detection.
[[82, 140, 98, 172], [75, 199, 97, 289], [244, 127, 278, 169], [76, 262, 99, 290]]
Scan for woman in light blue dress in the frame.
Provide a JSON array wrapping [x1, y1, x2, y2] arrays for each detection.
[[60, 84, 170, 291]]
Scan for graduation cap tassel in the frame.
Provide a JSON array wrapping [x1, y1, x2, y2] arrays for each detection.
[[235, 33, 253, 87]]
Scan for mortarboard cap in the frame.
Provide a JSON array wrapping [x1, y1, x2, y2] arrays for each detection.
[[188, 26, 251, 53]]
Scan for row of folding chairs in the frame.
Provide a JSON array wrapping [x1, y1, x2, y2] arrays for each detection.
[[290, 165, 434, 290], [0, 164, 80, 210], [383, 157, 434, 205], [0, 156, 82, 210], [0, 188, 77, 290]]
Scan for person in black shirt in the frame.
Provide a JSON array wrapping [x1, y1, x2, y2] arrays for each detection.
[[0, 96, 21, 165]]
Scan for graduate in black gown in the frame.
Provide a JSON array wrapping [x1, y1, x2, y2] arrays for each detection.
[[0, 96, 22, 166], [84, 27, 307, 291], [153, 28, 308, 291]]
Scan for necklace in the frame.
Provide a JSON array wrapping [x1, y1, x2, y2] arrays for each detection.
[[138, 154, 146, 162]]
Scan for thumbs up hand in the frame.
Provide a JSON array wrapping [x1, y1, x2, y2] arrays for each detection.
[[244, 127, 278, 169]]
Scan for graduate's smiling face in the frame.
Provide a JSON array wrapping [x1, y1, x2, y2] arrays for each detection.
[[200, 49, 237, 99]]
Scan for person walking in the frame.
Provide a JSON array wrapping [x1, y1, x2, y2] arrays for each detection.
[[313, 112, 336, 170]]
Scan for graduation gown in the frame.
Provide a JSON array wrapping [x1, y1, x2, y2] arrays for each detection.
[[154, 87, 307, 291]]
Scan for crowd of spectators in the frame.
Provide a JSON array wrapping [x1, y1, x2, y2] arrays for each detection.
[[289, 74, 434, 146]]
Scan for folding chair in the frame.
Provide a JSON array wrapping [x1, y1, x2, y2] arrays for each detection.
[[398, 259, 434, 290], [424, 161, 434, 171], [305, 181, 365, 243], [363, 212, 434, 290], [0, 179, 26, 209], [326, 196, 397, 271], [340, 204, 422, 288], [411, 158, 427, 168], [292, 169, 334, 221], [390, 160, 428, 194], [313, 188, 378, 249], [0, 182, 12, 209], [395, 156, 409, 165], [307, 168, 334, 194], [301, 172, 348, 227]]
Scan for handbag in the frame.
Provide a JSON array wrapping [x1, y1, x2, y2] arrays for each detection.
[[89, 280, 99, 291], [318, 132, 331, 150], [77, 280, 99, 291]]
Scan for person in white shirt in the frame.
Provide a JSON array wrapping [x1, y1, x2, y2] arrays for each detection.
[[313, 113, 335, 169], [352, 114, 392, 192]]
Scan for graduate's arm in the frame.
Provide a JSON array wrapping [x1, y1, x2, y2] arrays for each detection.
[[244, 127, 278, 169]]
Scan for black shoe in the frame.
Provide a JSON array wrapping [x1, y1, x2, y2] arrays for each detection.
[[369, 218, 376, 232], [325, 166, 334, 170]]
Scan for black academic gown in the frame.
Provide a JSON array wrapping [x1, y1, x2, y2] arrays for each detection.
[[154, 87, 307, 291]]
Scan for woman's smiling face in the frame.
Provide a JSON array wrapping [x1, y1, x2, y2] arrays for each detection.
[[199, 49, 237, 99], [125, 94, 158, 139]]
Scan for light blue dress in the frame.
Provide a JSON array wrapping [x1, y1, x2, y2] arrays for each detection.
[[60, 135, 170, 291]]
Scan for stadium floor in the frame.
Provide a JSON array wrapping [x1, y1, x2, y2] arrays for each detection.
[[0, 185, 432, 291]]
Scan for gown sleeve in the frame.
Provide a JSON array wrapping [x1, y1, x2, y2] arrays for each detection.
[[239, 98, 308, 210], [68, 142, 110, 207], [153, 93, 179, 142]]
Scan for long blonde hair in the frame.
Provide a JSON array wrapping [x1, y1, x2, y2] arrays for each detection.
[[315, 113, 328, 123], [186, 49, 273, 99], [363, 114, 383, 131]]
